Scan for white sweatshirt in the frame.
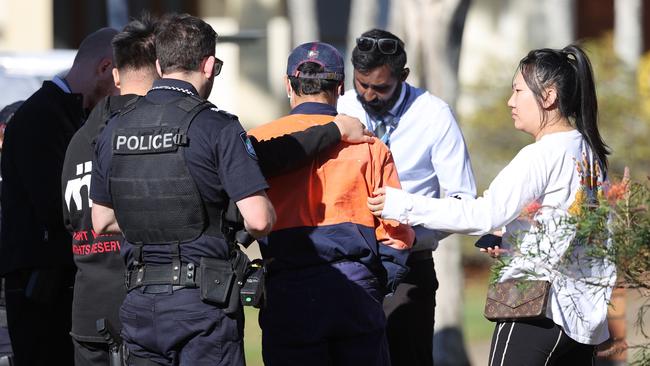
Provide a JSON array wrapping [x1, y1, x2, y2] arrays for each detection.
[[382, 129, 615, 344]]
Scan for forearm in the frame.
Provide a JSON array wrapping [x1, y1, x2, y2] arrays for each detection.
[[251, 122, 340, 177], [91, 202, 121, 234], [382, 187, 495, 235], [235, 191, 276, 238]]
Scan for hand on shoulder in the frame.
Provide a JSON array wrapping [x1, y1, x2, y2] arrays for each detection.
[[334, 113, 374, 144]]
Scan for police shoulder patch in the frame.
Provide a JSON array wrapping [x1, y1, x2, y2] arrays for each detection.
[[210, 107, 238, 120], [239, 131, 257, 160]]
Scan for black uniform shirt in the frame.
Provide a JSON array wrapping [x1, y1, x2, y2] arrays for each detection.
[[61, 94, 134, 341], [90, 79, 268, 265]]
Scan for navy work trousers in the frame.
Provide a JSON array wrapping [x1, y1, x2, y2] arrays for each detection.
[[260, 261, 389, 366], [120, 286, 244, 366]]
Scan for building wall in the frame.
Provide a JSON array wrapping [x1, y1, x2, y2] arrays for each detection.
[[0, 0, 52, 51]]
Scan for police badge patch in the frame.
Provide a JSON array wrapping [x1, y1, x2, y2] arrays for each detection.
[[240, 131, 258, 160]]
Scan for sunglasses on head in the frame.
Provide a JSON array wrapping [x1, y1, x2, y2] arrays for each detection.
[[356, 37, 404, 55], [214, 57, 224, 76]]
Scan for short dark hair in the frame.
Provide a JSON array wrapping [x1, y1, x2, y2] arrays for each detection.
[[112, 15, 157, 71], [289, 62, 340, 96], [352, 29, 407, 77], [155, 13, 217, 74]]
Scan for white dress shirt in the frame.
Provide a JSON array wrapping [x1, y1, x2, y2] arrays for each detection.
[[52, 75, 72, 94], [337, 82, 476, 250], [382, 130, 615, 344]]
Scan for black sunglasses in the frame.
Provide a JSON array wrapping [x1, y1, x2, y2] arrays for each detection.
[[356, 37, 404, 55], [214, 57, 224, 76]]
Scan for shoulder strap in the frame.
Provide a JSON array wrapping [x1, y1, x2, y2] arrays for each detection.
[[118, 96, 142, 117], [174, 95, 212, 146]]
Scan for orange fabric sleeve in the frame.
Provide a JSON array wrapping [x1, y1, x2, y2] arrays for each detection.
[[372, 144, 415, 250]]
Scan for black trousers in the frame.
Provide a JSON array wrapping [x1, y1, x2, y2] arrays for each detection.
[[72, 339, 110, 366], [489, 318, 595, 366], [4, 269, 74, 366], [383, 256, 438, 366]]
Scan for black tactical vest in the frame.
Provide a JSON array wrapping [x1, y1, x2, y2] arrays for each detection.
[[109, 94, 221, 245]]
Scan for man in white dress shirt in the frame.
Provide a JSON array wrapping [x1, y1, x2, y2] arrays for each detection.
[[337, 28, 476, 366]]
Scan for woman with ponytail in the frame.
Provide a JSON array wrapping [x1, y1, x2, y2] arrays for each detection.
[[368, 45, 615, 365]]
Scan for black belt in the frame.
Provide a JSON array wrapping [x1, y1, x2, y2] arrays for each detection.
[[407, 250, 433, 263], [126, 262, 201, 291]]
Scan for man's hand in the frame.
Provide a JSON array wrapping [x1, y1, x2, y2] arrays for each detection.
[[334, 113, 374, 144], [367, 187, 386, 217]]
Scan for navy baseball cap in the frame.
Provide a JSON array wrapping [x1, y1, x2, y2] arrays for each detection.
[[286, 42, 344, 81]]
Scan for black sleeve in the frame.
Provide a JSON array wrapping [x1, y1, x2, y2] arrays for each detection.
[[251, 121, 341, 178], [215, 121, 269, 202]]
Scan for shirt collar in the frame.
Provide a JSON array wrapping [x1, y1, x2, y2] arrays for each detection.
[[52, 75, 71, 94], [387, 82, 407, 117], [290, 102, 337, 116], [150, 78, 200, 96]]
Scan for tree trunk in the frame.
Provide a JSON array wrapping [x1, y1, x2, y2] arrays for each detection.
[[543, 0, 576, 48], [432, 237, 470, 366], [389, 0, 470, 105], [388, 1, 471, 365], [345, 0, 380, 89], [614, 0, 643, 69], [286, 0, 318, 45]]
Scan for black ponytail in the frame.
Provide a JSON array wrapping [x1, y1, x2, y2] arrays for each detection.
[[519, 44, 610, 175], [562, 45, 609, 174]]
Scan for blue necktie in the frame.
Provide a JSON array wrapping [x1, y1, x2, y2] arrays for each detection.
[[374, 119, 387, 141], [375, 116, 393, 146]]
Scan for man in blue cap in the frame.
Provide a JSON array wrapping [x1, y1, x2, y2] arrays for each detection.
[[250, 41, 414, 366]]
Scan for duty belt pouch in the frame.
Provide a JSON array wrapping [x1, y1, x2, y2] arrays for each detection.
[[199, 257, 235, 306], [223, 250, 250, 314], [483, 279, 551, 322]]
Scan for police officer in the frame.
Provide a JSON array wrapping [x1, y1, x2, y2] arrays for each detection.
[[90, 14, 274, 365]]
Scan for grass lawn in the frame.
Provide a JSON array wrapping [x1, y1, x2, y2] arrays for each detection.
[[463, 274, 496, 342], [244, 307, 264, 366]]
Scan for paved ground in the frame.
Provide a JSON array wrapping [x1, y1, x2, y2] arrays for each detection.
[[468, 339, 492, 365]]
